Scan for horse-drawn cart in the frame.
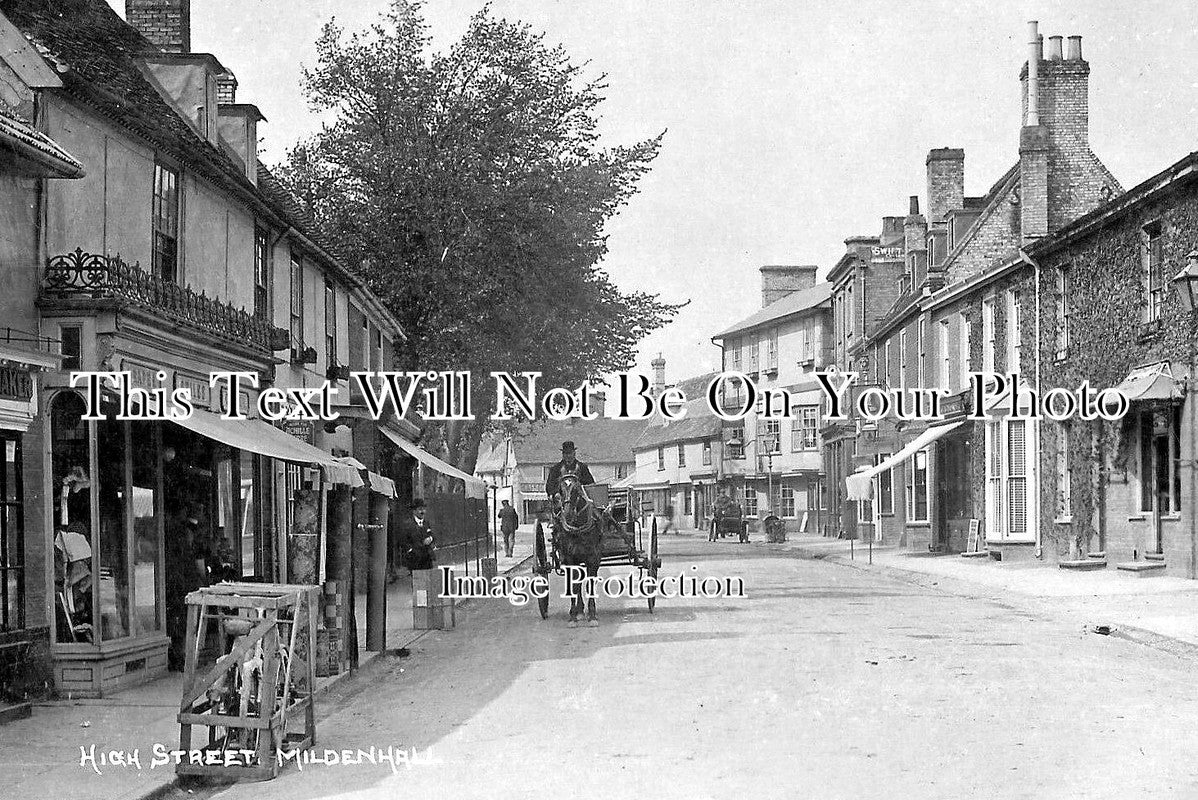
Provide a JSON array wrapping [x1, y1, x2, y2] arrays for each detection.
[[532, 481, 661, 621]]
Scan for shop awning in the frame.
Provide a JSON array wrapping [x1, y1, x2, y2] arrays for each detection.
[[334, 456, 397, 498], [378, 426, 488, 499], [845, 421, 964, 501], [1113, 361, 1183, 402], [170, 408, 363, 488]]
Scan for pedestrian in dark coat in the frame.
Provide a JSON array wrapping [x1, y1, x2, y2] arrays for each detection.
[[498, 500, 519, 558], [400, 498, 436, 571]]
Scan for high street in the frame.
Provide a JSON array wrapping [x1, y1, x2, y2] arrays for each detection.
[[189, 534, 1198, 800]]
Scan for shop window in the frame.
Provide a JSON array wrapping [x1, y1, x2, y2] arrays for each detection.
[[781, 485, 796, 518], [906, 448, 929, 523], [0, 434, 22, 631], [52, 392, 93, 644], [96, 418, 130, 641], [130, 422, 160, 635]]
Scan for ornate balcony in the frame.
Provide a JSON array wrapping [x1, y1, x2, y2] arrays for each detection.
[[41, 249, 288, 354]]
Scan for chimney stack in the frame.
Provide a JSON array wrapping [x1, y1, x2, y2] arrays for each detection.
[[216, 73, 237, 105], [909, 195, 920, 216], [926, 148, 965, 223], [126, 0, 191, 53], [759, 265, 817, 307]]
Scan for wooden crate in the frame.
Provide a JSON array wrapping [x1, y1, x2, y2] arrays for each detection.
[[176, 583, 319, 781]]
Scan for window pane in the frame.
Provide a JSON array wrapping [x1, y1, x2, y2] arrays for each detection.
[[239, 450, 256, 578], [52, 393, 93, 642], [131, 422, 160, 635], [97, 419, 130, 641]]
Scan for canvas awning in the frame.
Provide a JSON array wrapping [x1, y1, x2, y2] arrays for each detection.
[[335, 456, 396, 498], [1112, 361, 1183, 402], [378, 426, 488, 499], [845, 421, 964, 501], [170, 408, 363, 487]]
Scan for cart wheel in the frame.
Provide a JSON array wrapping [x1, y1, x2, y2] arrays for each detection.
[[535, 522, 549, 620], [647, 522, 659, 614]]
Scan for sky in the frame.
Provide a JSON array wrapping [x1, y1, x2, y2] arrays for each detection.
[[107, 0, 1198, 384]]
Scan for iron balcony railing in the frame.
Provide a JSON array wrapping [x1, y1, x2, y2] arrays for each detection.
[[41, 249, 288, 353]]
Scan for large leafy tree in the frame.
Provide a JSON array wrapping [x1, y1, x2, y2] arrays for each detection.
[[280, 1, 680, 471]]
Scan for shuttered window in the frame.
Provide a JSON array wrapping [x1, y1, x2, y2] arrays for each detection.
[[985, 418, 1035, 542]]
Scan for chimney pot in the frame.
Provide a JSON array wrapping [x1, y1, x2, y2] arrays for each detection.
[[1046, 35, 1063, 60], [1066, 35, 1083, 60], [1026, 21, 1041, 127]]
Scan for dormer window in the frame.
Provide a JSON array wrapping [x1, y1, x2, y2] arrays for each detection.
[[152, 162, 180, 283]]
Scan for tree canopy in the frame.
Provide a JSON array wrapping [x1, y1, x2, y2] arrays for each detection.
[[279, 1, 680, 469]]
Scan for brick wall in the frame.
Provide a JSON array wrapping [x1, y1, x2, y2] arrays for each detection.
[[125, 0, 191, 53]]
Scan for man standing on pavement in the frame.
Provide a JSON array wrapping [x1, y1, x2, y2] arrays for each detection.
[[498, 499, 519, 558], [400, 498, 436, 571], [544, 440, 595, 498]]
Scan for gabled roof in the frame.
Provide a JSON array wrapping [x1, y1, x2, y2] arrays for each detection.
[[509, 416, 647, 466], [633, 372, 722, 451], [712, 282, 831, 341]]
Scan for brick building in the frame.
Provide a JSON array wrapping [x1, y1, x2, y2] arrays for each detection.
[[833, 22, 1122, 559], [1029, 151, 1198, 576]]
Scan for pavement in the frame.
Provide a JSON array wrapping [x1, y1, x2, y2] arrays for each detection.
[[165, 529, 1198, 800], [763, 534, 1198, 654], [0, 526, 536, 800]]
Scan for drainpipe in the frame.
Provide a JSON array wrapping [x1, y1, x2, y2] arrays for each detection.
[[1018, 248, 1044, 558]]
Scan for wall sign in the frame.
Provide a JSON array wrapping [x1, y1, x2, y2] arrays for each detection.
[[0, 368, 32, 402]]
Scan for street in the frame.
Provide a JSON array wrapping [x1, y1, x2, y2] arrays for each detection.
[[196, 534, 1198, 800]]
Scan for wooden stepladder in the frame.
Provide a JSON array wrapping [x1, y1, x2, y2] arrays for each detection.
[[177, 583, 319, 781]]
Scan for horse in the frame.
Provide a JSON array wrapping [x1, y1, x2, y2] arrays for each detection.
[[552, 473, 604, 628]]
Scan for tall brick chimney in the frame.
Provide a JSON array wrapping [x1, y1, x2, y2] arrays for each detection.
[[759, 265, 817, 307], [926, 148, 965, 223], [126, 0, 191, 53], [1020, 20, 1099, 241]]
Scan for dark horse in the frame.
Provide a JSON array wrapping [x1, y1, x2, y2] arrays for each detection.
[[553, 474, 604, 627]]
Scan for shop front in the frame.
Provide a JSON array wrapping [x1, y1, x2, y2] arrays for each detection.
[[46, 382, 365, 697], [0, 341, 60, 712]]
